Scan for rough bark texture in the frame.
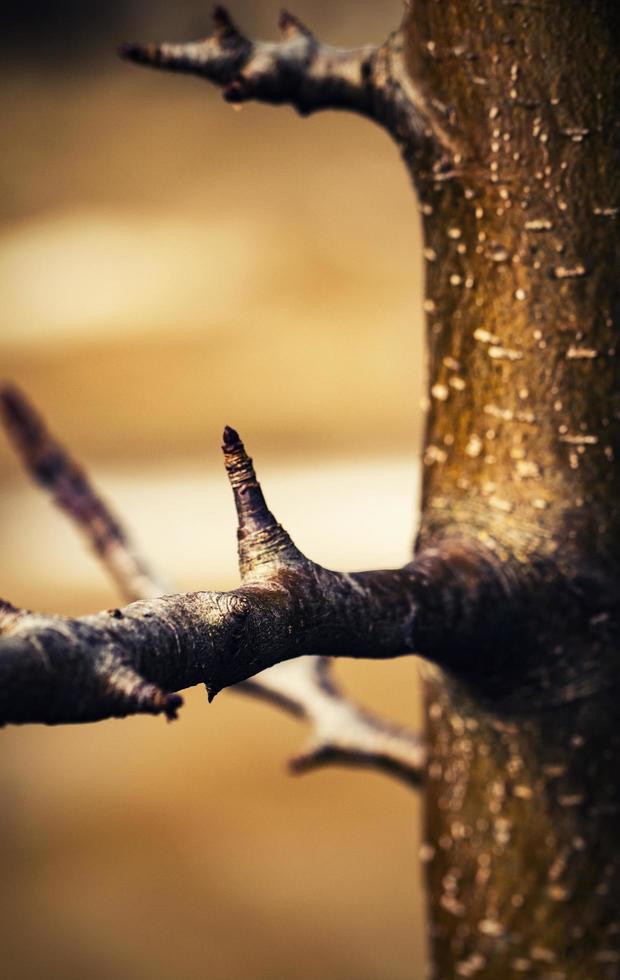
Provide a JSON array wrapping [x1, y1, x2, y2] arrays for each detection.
[[400, 2, 620, 977], [120, 3, 620, 975], [2, 3, 619, 977]]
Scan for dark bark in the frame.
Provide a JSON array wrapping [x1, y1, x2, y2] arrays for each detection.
[[0, 406, 422, 724], [1, 389, 498, 739], [400, 2, 620, 976], [1, 386, 426, 782]]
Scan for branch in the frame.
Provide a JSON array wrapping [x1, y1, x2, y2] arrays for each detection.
[[1, 390, 425, 781], [237, 659, 425, 786], [0, 385, 167, 603], [0, 387, 426, 768], [1, 388, 424, 781], [119, 6, 454, 156]]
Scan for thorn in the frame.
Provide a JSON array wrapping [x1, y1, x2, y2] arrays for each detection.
[[221, 426, 274, 530], [278, 9, 314, 40], [220, 428, 302, 576], [222, 425, 240, 447], [205, 683, 219, 703], [213, 4, 233, 29], [212, 5, 243, 42]]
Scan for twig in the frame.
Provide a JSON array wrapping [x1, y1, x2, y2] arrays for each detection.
[[119, 6, 457, 158], [1, 385, 166, 602], [238, 658, 425, 786]]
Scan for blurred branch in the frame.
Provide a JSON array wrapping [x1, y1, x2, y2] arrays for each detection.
[[119, 5, 456, 161], [0, 386, 424, 786], [1, 385, 166, 602], [121, 7, 385, 121], [238, 658, 425, 787]]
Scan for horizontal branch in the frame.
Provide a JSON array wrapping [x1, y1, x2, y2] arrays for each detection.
[[0, 388, 422, 732], [1, 388, 510, 784], [0, 388, 424, 782], [0, 551, 422, 727], [119, 6, 453, 155]]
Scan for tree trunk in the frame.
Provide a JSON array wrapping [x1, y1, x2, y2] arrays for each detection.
[[403, 2, 619, 976]]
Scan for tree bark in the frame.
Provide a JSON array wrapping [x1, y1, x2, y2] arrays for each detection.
[[401, 2, 620, 976]]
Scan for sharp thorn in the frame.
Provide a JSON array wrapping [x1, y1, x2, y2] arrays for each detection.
[[222, 425, 240, 447], [212, 4, 242, 41], [278, 9, 314, 40]]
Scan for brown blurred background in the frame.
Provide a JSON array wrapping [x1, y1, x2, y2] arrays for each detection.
[[0, 2, 428, 977]]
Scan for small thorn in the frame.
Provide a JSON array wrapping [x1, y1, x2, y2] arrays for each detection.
[[222, 425, 240, 447], [278, 9, 314, 39], [221, 428, 276, 530], [205, 683, 219, 703], [213, 4, 233, 28], [212, 4, 242, 42], [220, 428, 302, 576]]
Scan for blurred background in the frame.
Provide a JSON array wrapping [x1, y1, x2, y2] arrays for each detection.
[[0, 2, 428, 977]]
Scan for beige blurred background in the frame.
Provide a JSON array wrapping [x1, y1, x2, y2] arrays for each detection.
[[0, 2, 428, 977]]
